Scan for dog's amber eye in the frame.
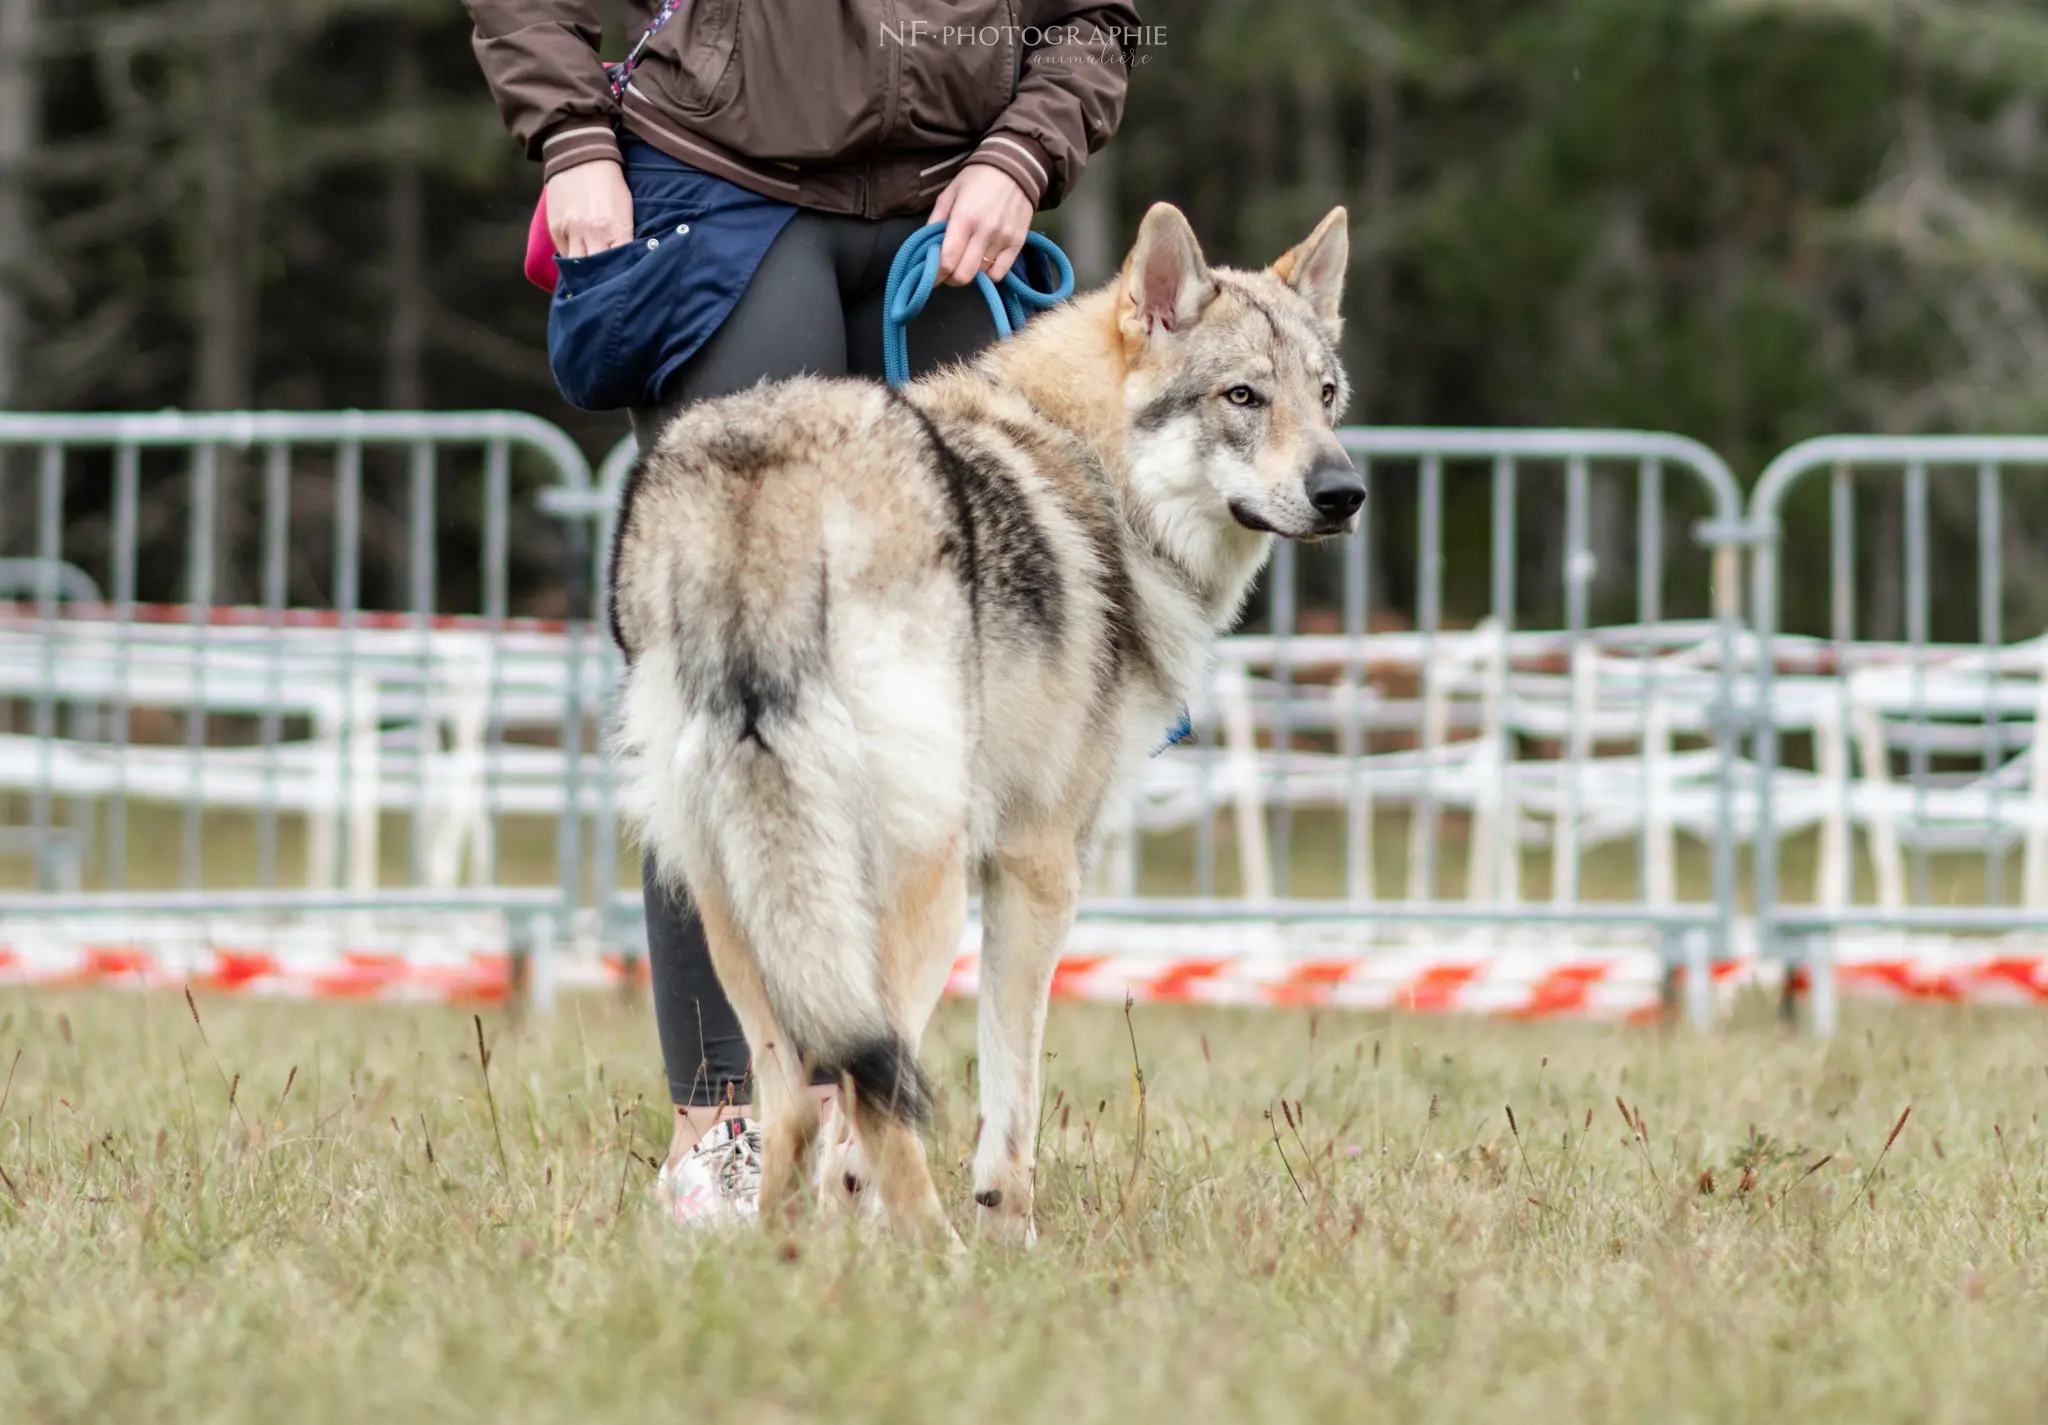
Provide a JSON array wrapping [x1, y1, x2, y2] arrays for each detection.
[[1225, 385, 1262, 407]]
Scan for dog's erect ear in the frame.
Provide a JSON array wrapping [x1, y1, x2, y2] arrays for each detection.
[[1120, 202, 1216, 342], [1271, 206, 1349, 339]]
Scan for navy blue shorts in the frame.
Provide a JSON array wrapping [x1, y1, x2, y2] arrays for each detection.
[[547, 136, 796, 412]]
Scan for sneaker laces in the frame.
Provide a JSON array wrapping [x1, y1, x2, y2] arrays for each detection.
[[697, 1117, 763, 1201]]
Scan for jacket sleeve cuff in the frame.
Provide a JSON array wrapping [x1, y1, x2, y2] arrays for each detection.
[[963, 132, 1053, 208], [539, 122, 622, 183]]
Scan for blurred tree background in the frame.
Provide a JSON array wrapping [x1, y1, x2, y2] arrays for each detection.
[[4, 0, 2048, 625]]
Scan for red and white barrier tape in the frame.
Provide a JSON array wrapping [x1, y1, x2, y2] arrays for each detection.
[[3, 919, 2046, 1014], [1799, 959, 2048, 1004], [947, 951, 1702, 1019], [0, 917, 524, 1003]]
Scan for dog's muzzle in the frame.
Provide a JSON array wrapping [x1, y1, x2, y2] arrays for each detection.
[[1303, 457, 1366, 532]]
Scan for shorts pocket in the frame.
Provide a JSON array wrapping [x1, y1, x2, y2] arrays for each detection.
[[547, 240, 656, 412]]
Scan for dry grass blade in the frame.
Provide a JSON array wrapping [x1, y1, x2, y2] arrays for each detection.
[[1769, 1153, 1835, 1216], [1614, 1095, 1659, 1188], [1841, 1105, 1912, 1221], [1505, 1103, 1546, 1206], [1034, 1085, 1065, 1166], [184, 988, 250, 1139], [1113, 994, 1148, 1227], [1993, 1122, 2020, 1194], [1280, 1098, 1335, 1227], [267, 1066, 298, 1134], [612, 1091, 643, 1223], [1408, 1092, 1440, 1173], [473, 1013, 508, 1173], [0, 1046, 21, 1208], [1267, 1106, 1311, 1210]]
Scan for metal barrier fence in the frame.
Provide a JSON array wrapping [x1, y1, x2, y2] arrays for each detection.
[[6, 412, 2048, 1032], [0, 412, 600, 1007], [1749, 437, 2048, 1035]]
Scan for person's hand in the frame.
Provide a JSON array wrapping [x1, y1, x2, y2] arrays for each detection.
[[930, 163, 1034, 285], [548, 160, 635, 257]]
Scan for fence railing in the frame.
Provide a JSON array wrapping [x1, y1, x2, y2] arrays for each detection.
[[1749, 436, 2048, 1035], [5, 413, 2048, 1031], [0, 411, 599, 1008]]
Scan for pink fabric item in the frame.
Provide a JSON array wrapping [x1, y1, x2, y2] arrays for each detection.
[[525, 189, 559, 293]]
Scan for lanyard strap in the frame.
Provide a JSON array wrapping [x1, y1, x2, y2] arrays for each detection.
[[607, 0, 687, 102]]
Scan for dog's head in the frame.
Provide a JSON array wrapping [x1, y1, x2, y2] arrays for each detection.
[[1115, 203, 1358, 544]]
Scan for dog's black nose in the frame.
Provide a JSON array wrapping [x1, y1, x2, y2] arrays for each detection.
[[1305, 458, 1365, 520]]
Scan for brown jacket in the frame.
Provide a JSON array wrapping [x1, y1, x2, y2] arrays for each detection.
[[467, 1, 1138, 218]]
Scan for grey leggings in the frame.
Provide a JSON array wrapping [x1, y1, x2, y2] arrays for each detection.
[[628, 208, 1000, 1109]]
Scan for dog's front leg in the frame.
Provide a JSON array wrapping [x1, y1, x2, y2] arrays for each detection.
[[972, 832, 1079, 1248]]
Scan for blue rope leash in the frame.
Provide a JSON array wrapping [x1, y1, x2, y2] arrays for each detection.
[[881, 223, 1074, 391], [881, 221, 1192, 756]]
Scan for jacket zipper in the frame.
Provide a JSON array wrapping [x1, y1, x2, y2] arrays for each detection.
[[879, 0, 902, 147], [1006, 0, 1019, 106]]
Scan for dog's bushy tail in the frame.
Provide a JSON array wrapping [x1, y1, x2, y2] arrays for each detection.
[[621, 551, 929, 1129]]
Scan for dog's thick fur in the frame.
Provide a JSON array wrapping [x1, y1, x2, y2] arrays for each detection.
[[609, 203, 1358, 1245]]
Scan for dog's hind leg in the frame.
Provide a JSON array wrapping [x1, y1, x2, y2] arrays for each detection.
[[819, 836, 966, 1226], [881, 835, 971, 1058], [971, 826, 1080, 1249], [831, 839, 968, 1244], [689, 874, 821, 1223], [847, 1085, 953, 1248]]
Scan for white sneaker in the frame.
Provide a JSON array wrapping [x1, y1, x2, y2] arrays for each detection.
[[655, 1118, 762, 1228]]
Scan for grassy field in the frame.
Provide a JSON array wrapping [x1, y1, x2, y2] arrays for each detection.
[[2, 989, 2045, 1422]]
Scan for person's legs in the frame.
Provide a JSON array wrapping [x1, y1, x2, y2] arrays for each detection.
[[626, 213, 849, 1168], [638, 850, 752, 1108]]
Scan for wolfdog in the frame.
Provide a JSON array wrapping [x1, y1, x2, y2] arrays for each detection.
[[608, 202, 1359, 1246]]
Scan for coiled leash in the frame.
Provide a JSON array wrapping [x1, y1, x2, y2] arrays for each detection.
[[881, 223, 1075, 390], [881, 222, 1193, 754]]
